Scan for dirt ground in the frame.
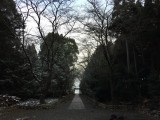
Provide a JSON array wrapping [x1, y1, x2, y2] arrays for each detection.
[[0, 95, 156, 120]]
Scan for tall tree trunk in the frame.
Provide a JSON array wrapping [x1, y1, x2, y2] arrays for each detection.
[[40, 70, 53, 104], [103, 25, 115, 103], [102, 44, 115, 103], [125, 39, 130, 74], [133, 46, 141, 98]]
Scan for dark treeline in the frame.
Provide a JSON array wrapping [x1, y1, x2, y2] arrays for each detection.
[[80, 0, 160, 104], [1, 0, 160, 106], [0, 0, 78, 100]]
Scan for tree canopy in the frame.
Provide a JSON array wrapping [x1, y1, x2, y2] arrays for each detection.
[[80, 0, 160, 104]]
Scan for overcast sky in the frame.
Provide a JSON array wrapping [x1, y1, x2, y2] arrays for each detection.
[[25, 0, 87, 43]]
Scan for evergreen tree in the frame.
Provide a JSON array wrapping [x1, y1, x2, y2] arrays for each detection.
[[81, 44, 113, 102], [110, 0, 160, 99], [82, 0, 160, 103], [0, 0, 35, 98], [39, 33, 78, 98]]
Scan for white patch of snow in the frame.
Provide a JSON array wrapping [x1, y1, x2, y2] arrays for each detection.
[[17, 98, 58, 107], [16, 116, 30, 120], [17, 99, 40, 107]]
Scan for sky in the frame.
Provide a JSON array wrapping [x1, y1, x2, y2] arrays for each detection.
[[25, 0, 86, 32]]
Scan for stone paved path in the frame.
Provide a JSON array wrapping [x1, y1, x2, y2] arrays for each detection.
[[68, 95, 85, 109], [0, 95, 155, 120]]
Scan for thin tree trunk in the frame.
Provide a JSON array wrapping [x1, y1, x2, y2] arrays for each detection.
[[125, 39, 130, 74], [40, 69, 53, 104], [40, 93, 45, 104], [102, 44, 115, 103], [133, 46, 141, 98]]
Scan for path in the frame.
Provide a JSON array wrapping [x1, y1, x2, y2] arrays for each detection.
[[68, 95, 85, 109], [0, 95, 155, 120]]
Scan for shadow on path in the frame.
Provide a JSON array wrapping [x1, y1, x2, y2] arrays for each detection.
[[0, 94, 155, 120]]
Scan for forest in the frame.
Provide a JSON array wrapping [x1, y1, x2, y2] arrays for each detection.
[[80, 0, 160, 108], [0, 0, 160, 111]]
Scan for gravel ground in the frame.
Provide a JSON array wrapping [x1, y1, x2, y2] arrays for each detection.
[[0, 95, 156, 120]]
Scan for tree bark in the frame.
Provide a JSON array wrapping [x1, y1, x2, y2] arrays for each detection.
[[125, 39, 130, 74], [102, 44, 115, 103], [39, 69, 53, 104]]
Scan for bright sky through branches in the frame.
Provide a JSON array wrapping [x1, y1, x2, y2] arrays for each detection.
[[19, 0, 86, 51], [24, 0, 87, 42], [17, 0, 111, 64]]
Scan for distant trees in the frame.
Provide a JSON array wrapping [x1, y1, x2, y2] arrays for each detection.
[[80, 45, 113, 102], [80, 0, 160, 103]]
